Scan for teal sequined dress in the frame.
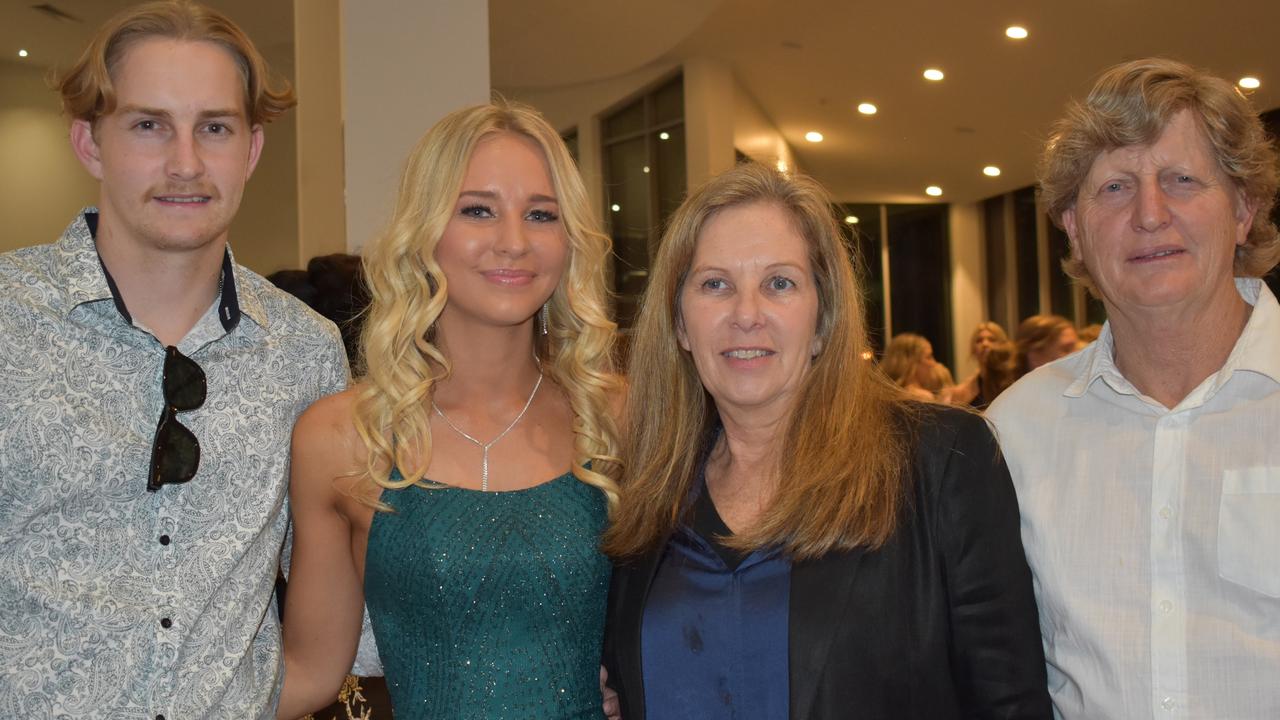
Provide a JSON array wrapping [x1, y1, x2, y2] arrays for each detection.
[[363, 471, 610, 719]]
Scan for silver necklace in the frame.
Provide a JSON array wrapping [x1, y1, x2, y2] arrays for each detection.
[[431, 368, 543, 491]]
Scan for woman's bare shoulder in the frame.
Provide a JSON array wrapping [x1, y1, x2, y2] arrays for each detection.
[[292, 387, 368, 501]]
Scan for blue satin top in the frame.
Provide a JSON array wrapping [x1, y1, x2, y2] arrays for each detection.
[[640, 479, 791, 719]]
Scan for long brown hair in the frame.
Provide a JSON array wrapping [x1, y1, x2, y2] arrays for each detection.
[[603, 163, 914, 560]]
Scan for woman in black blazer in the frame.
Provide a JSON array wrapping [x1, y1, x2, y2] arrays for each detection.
[[601, 163, 1050, 720]]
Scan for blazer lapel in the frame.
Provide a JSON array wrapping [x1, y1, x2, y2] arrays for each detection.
[[788, 548, 864, 719]]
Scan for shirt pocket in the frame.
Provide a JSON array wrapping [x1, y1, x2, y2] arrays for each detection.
[[1218, 468, 1280, 597]]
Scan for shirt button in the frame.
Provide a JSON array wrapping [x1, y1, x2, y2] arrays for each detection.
[[1161, 696, 1176, 711], [159, 534, 171, 546], [1159, 506, 1172, 520], [1159, 600, 1173, 614], [160, 617, 172, 629]]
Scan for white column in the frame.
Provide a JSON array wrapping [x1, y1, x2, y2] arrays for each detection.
[[341, 0, 490, 253], [949, 202, 986, 378]]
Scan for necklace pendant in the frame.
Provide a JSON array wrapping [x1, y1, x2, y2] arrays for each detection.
[[481, 448, 489, 492]]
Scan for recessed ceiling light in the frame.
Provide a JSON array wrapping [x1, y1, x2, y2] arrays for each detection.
[[983, 165, 1002, 177], [857, 102, 878, 115], [658, 131, 670, 141], [844, 215, 859, 224], [1239, 76, 1261, 90], [18, 49, 29, 58], [923, 68, 944, 81], [642, 166, 650, 174], [611, 203, 621, 212], [805, 131, 824, 143], [1005, 25, 1028, 39], [925, 186, 943, 197]]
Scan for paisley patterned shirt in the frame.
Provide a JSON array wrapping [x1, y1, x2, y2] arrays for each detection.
[[0, 210, 348, 719]]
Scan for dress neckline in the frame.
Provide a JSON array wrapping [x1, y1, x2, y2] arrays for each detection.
[[389, 468, 577, 496]]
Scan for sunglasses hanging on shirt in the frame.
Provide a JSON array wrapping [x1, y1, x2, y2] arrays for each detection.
[[147, 345, 207, 492]]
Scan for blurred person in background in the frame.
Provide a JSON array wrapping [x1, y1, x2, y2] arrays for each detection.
[[1014, 314, 1079, 377], [880, 332, 942, 400], [949, 321, 1009, 407]]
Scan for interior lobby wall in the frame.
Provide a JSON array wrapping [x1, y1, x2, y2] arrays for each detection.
[[0, 61, 98, 254], [948, 201, 986, 380], [683, 57, 736, 190], [229, 35, 299, 277], [342, 0, 490, 254], [733, 81, 796, 175]]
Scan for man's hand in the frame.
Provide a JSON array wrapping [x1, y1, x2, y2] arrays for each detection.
[[601, 665, 621, 720]]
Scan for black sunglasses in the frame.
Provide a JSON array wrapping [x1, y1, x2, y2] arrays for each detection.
[[147, 345, 207, 492]]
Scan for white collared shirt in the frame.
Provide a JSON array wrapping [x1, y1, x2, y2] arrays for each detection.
[[988, 278, 1280, 720]]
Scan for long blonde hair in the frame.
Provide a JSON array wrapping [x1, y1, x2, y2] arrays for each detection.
[[353, 101, 621, 508], [602, 163, 914, 560]]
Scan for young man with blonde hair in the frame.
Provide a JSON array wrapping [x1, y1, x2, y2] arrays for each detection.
[[989, 57, 1280, 718], [0, 2, 346, 717]]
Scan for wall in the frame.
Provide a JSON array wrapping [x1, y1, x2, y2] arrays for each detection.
[[683, 57, 735, 189], [342, 0, 490, 253], [732, 80, 796, 174], [0, 61, 99, 253], [229, 36, 299, 276], [293, 0, 347, 265], [948, 201, 986, 379]]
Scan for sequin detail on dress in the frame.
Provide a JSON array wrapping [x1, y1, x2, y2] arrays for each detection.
[[364, 472, 610, 719]]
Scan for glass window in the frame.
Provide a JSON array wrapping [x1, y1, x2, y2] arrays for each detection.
[[1013, 186, 1039, 320], [604, 99, 645, 140], [654, 125, 686, 223], [983, 195, 1010, 331], [653, 78, 684, 126], [561, 129, 579, 167], [840, 203, 884, 354], [1047, 222, 1073, 317], [887, 203, 953, 369], [601, 74, 686, 334]]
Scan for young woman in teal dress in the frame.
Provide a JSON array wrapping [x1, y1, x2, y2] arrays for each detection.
[[277, 102, 622, 719]]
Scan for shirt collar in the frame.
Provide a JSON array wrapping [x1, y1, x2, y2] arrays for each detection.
[[55, 208, 269, 332], [1065, 277, 1280, 399]]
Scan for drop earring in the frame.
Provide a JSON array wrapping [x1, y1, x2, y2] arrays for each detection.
[[540, 303, 549, 336]]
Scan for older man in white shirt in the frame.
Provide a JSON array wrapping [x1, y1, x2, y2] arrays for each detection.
[[988, 58, 1280, 720]]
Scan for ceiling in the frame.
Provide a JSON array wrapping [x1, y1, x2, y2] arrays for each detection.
[[5, 0, 1278, 205]]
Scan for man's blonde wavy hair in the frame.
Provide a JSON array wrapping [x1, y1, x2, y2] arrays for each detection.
[[353, 101, 621, 509]]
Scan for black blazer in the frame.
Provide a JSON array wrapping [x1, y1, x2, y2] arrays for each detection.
[[603, 406, 1051, 720]]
